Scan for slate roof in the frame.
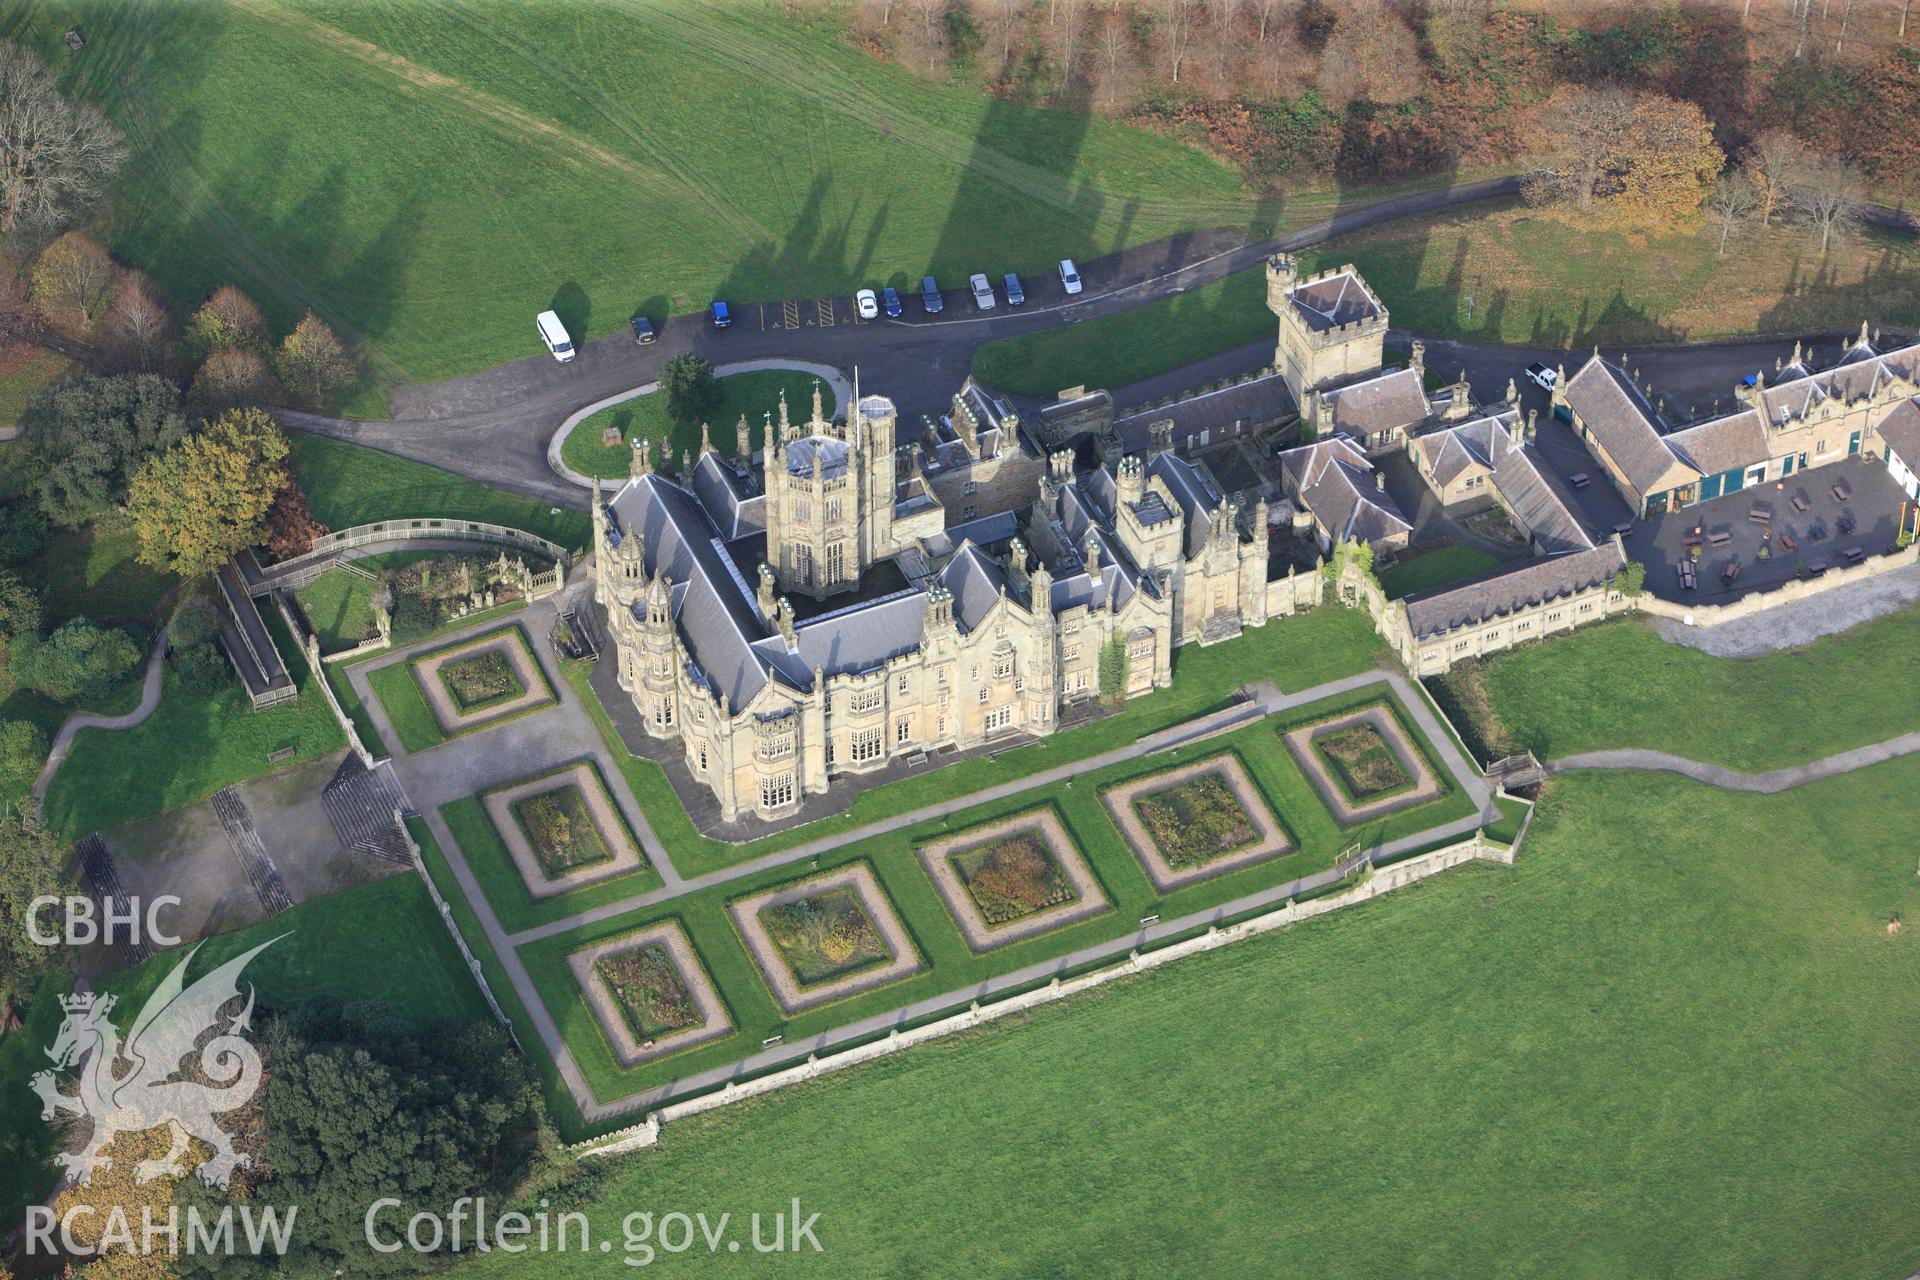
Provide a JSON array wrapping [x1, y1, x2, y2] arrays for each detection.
[[1664, 410, 1770, 478], [1876, 397, 1920, 467], [1287, 270, 1383, 333], [1277, 436, 1411, 545], [1403, 542, 1626, 639], [1110, 372, 1295, 453], [784, 435, 851, 479], [1321, 367, 1430, 440], [756, 590, 927, 689], [690, 451, 765, 541], [1561, 355, 1695, 496], [1759, 342, 1920, 428]]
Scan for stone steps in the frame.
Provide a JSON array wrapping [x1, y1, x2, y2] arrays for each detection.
[[74, 834, 153, 965], [321, 755, 416, 864], [210, 787, 294, 916]]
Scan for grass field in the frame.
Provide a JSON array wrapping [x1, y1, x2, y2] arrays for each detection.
[[287, 432, 590, 550], [0, 346, 74, 426], [517, 683, 1473, 1107], [0, 872, 488, 1227], [1428, 607, 1920, 770], [970, 202, 1920, 396], [0, 0, 1283, 389], [457, 758, 1920, 1279], [28, 514, 181, 627], [40, 612, 344, 838], [1380, 544, 1503, 599], [562, 368, 838, 480]]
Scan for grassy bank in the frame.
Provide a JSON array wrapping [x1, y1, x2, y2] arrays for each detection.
[[562, 368, 837, 480]]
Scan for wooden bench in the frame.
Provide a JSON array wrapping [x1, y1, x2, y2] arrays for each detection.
[[1708, 531, 1732, 548], [1832, 481, 1852, 501], [1722, 561, 1741, 583], [1843, 545, 1865, 564], [1779, 532, 1798, 552], [1790, 493, 1810, 513], [1569, 471, 1591, 488]]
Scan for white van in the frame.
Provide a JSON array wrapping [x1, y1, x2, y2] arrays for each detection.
[[537, 310, 575, 363], [1058, 258, 1082, 295]]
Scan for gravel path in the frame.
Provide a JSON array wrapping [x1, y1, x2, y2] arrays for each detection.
[[31, 633, 170, 807]]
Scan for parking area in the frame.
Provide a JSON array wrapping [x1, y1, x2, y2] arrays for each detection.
[[756, 296, 872, 332], [1624, 455, 1904, 603]]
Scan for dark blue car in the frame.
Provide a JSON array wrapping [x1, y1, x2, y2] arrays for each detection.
[[710, 300, 732, 329], [882, 286, 902, 318], [1003, 273, 1026, 306], [920, 276, 943, 315]]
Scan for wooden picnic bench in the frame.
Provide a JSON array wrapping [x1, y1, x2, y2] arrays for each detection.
[[1722, 561, 1740, 583], [1779, 532, 1798, 552], [1708, 530, 1732, 548], [1843, 545, 1865, 564], [1569, 471, 1591, 488], [1832, 480, 1852, 501], [1749, 502, 1772, 523], [1807, 559, 1828, 575], [1837, 512, 1857, 535], [1790, 493, 1809, 513]]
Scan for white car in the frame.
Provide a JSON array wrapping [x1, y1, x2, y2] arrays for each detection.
[[855, 288, 878, 320], [969, 273, 996, 310], [1524, 362, 1557, 392], [1058, 258, 1082, 295], [536, 309, 575, 363]]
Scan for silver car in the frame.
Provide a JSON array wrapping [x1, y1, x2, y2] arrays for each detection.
[[968, 273, 996, 310]]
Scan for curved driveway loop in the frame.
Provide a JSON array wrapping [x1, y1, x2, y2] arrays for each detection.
[[915, 810, 1111, 952]]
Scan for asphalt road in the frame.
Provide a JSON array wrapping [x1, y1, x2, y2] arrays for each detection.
[[282, 174, 1916, 509]]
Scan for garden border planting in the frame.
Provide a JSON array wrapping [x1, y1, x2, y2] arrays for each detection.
[[483, 762, 647, 899], [915, 809, 1111, 951], [1101, 753, 1295, 891], [1285, 704, 1441, 825], [567, 922, 733, 1068], [408, 624, 554, 737], [727, 864, 924, 1015]]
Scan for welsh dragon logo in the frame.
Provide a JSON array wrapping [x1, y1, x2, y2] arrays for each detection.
[[31, 937, 281, 1189]]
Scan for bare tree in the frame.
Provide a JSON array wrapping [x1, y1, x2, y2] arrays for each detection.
[[981, 0, 1026, 71], [1834, 0, 1858, 53], [1156, 0, 1200, 85], [1316, 0, 1424, 104], [899, 0, 951, 73], [1793, 152, 1867, 254], [1095, 8, 1139, 108], [1247, 0, 1281, 42], [104, 272, 175, 372], [0, 44, 125, 245], [1707, 170, 1757, 256], [1902, 0, 1912, 40], [1204, 0, 1242, 87], [1050, 0, 1087, 87], [1744, 129, 1807, 226]]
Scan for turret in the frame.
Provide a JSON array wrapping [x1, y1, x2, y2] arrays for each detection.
[[736, 415, 752, 468]]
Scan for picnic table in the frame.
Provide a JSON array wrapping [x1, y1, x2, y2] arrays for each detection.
[[1780, 532, 1798, 552], [1682, 532, 1704, 548], [1677, 560, 1696, 590], [1807, 559, 1829, 576], [1722, 561, 1741, 583], [1791, 493, 1810, 513], [1569, 471, 1591, 488], [1833, 480, 1852, 501], [1837, 511, 1857, 535], [1843, 545, 1865, 564], [1749, 501, 1772, 523], [1612, 520, 1634, 535], [1708, 530, 1732, 548]]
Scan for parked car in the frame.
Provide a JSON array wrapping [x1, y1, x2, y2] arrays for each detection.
[[1058, 258, 1082, 295], [969, 273, 996, 310], [630, 312, 655, 344], [1524, 362, 1557, 391], [536, 310, 575, 363], [855, 288, 879, 320], [710, 299, 732, 329], [921, 275, 943, 314], [881, 286, 903, 318], [1002, 272, 1026, 306]]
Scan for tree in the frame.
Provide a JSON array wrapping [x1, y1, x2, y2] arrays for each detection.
[[0, 566, 41, 644], [190, 347, 278, 411], [198, 1002, 543, 1277], [1793, 151, 1866, 254], [174, 639, 232, 694], [1616, 560, 1647, 598], [10, 618, 140, 703], [0, 808, 65, 1025], [184, 284, 267, 362], [103, 271, 177, 373], [128, 407, 291, 578], [18, 373, 189, 523], [168, 599, 222, 650], [660, 353, 721, 427], [1523, 88, 1721, 232], [0, 43, 125, 245], [899, 0, 951, 73], [0, 503, 44, 564], [1094, 8, 1140, 108], [1315, 0, 1424, 105], [1294, 0, 1337, 51], [29, 229, 113, 334], [1154, 0, 1200, 85], [1742, 129, 1808, 227], [1097, 633, 1129, 704], [275, 312, 355, 408], [0, 717, 45, 793], [265, 470, 329, 560], [1707, 169, 1757, 256]]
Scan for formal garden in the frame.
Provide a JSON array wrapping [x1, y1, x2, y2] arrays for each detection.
[[368, 623, 555, 752], [1285, 703, 1443, 826], [1316, 722, 1413, 801], [292, 548, 558, 655], [480, 761, 648, 898], [508, 681, 1477, 1105]]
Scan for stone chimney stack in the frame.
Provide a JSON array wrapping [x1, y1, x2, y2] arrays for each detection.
[[1116, 455, 1145, 506], [736, 415, 752, 468]]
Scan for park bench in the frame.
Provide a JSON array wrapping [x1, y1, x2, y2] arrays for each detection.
[[1779, 532, 1798, 552], [1843, 545, 1865, 564], [1790, 493, 1810, 513]]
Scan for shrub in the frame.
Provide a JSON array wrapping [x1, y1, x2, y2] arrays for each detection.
[[0, 566, 41, 644], [174, 640, 231, 695], [264, 473, 329, 561], [167, 600, 221, 650], [11, 618, 141, 703], [661, 353, 720, 427], [0, 503, 46, 564], [0, 718, 48, 792]]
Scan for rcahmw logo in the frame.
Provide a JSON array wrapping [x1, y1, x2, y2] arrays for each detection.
[[24, 936, 298, 1259]]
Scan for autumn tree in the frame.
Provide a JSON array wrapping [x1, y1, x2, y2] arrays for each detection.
[[1093, 8, 1140, 108], [30, 229, 113, 335], [190, 347, 278, 410], [1793, 151, 1866, 253], [1742, 128, 1808, 227], [1523, 88, 1722, 231], [1316, 0, 1423, 105], [0, 43, 125, 245], [128, 407, 291, 578], [0, 808, 66, 1025], [103, 271, 176, 372], [265, 472, 329, 560], [1155, 0, 1200, 85], [274, 312, 355, 407], [184, 284, 267, 362]]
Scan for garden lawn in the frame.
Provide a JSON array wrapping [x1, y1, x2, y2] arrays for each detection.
[[0, 346, 74, 426], [462, 760, 1920, 1280], [369, 660, 444, 755], [516, 683, 1473, 1109], [1380, 543, 1502, 598], [293, 550, 444, 653], [41, 613, 344, 839], [287, 432, 590, 551], [0, 873, 487, 1225], [562, 368, 838, 480], [1427, 608, 1920, 771], [29, 514, 180, 626]]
